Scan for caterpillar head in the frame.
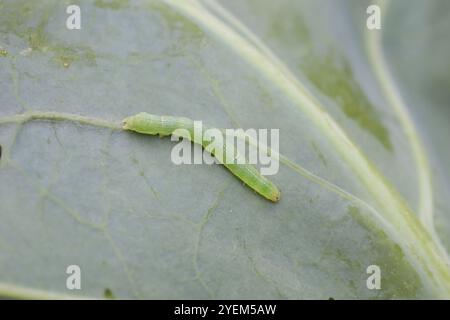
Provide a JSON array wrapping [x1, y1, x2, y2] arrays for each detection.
[[122, 113, 161, 135], [122, 112, 149, 131], [122, 116, 131, 130]]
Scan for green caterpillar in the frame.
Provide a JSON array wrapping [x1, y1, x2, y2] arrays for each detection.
[[122, 112, 280, 202]]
